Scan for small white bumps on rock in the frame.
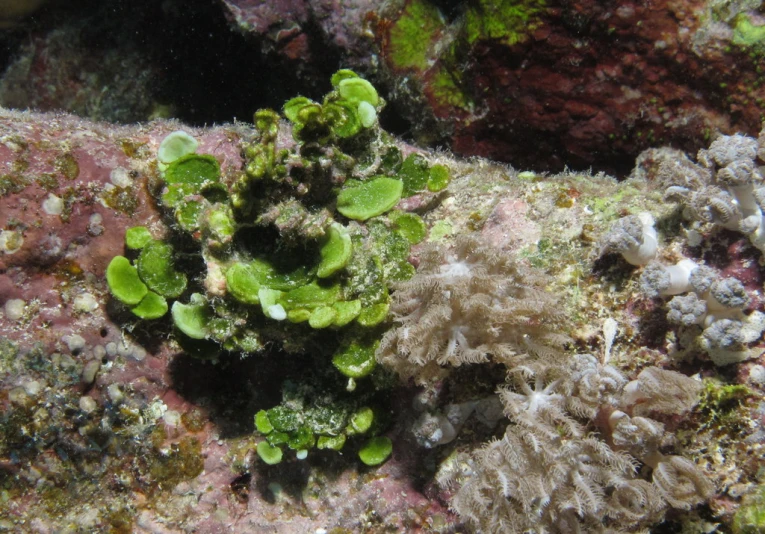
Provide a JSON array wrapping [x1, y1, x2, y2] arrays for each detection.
[[73, 293, 99, 313], [42, 193, 64, 215], [4, 298, 26, 320], [0, 229, 23, 254], [110, 166, 132, 187], [62, 334, 86, 353], [79, 396, 98, 414]]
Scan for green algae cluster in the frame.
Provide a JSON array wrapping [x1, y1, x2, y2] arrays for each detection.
[[253, 377, 390, 465], [104, 71, 453, 466], [106, 227, 187, 320]]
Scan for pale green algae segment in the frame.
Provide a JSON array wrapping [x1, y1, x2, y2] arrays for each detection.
[[337, 177, 403, 220]]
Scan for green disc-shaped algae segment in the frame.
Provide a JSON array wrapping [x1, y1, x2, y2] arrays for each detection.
[[157, 130, 198, 165], [332, 339, 377, 378], [106, 256, 148, 306], [336, 177, 403, 221], [349, 407, 374, 434], [337, 77, 379, 107], [171, 294, 211, 340], [137, 241, 188, 298], [358, 436, 392, 466], [317, 223, 353, 278], [130, 291, 168, 320], [164, 154, 220, 187], [257, 441, 283, 465], [124, 226, 153, 250]]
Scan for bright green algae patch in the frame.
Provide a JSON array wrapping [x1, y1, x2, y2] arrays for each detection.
[[386, 0, 445, 71], [106, 256, 147, 306], [171, 294, 212, 340], [337, 177, 403, 220], [358, 436, 393, 466], [464, 0, 547, 46], [131, 291, 168, 320], [125, 226, 153, 250], [317, 223, 353, 278]]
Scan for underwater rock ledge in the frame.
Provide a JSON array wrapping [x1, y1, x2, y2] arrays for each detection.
[[1, 104, 765, 532]]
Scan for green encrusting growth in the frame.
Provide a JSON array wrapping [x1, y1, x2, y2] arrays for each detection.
[[464, 0, 546, 46], [386, 0, 445, 71]]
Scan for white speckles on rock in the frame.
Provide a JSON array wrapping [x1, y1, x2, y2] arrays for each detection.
[[79, 396, 98, 414], [73, 293, 99, 313], [4, 298, 26, 320], [131, 345, 146, 361], [0, 229, 23, 254], [81, 359, 101, 385], [144, 399, 168, 422], [62, 334, 87, 353], [23, 379, 43, 397], [163, 410, 181, 427], [87, 213, 104, 236], [42, 193, 64, 215], [107, 383, 124, 405], [749, 365, 765, 386], [93, 344, 106, 359], [110, 166, 132, 188], [105, 342, 118, 357]]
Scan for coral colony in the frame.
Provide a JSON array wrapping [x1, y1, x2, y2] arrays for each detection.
[[3, 65, 765, 532]]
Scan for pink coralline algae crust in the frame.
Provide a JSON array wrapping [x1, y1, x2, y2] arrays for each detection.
[[0, 110, 242, 352]]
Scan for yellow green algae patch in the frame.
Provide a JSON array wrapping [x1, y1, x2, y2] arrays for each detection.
[[385, 0, 445, 71]]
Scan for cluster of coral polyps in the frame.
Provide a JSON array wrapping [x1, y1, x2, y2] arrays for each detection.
[[2, 87, 765, 530]]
